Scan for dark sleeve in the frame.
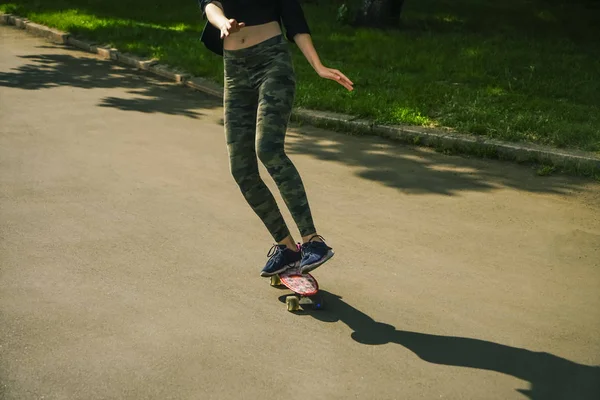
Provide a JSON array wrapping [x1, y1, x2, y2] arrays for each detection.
[[280, 0, 311, 42], [199, 0, 215, 18]]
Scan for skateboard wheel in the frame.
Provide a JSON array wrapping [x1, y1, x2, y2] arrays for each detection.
[[270, 275, 282, 287], [286, 296, 300, 312], [298, 296, 314, 306]]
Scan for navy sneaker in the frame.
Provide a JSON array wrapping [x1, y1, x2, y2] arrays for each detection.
[[300, 235, 334, 274], [260, 244, 301, 277]]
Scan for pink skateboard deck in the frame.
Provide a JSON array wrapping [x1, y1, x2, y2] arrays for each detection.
[[271, 265, 323, 311], [278, 265, 319, 296]]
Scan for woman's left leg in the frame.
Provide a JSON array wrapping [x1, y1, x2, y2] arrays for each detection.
[[254, 43, 334, 273]]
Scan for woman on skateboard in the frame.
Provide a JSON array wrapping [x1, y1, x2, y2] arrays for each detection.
[[199, 0, 353, 277]]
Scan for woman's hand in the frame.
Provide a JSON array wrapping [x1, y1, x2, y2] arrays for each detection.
[[219, 19, 245, 39], [315, 65, 354, 91], [290, 34, 355, 91]]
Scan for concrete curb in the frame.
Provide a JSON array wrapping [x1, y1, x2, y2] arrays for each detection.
[[67, 37, 94, 52], [2, 12, 598, 177], [0, 14, 69, 43], [186, 77, 224, 99], [24, 21, 69, 44], [92, 45, 118, 60], [291, 109, 600, 175], [147, 64, 191, 84]]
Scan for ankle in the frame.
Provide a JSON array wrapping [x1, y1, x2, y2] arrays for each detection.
[[301, 234, 322, 244], [277, 235, 299, 252]]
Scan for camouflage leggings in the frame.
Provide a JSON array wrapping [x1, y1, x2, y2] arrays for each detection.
[[223, 35, 315, 242]]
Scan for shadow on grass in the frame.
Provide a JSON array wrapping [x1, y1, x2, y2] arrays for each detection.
[[0, 45, 220, 118], [286, 124, 593, 196], [399, 0, 599, 42], [279, 291, 600, 400], [1, 0, 203, 27]]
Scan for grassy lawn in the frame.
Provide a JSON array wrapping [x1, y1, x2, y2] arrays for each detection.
[[1, 0, 599, 153]]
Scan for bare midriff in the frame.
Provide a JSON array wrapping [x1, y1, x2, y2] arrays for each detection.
[[223, 21, 282, 50]]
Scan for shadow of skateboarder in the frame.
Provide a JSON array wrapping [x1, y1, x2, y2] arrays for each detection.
[[279, 291, 600, 399]]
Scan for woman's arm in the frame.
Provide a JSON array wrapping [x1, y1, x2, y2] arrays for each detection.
[[294, 34, 354, 91], [278, 0, 353, 91], [204, 2, 245, 38]]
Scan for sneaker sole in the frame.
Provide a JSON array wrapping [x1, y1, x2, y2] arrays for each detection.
[[260, 261, 299, 278], [300, 250, 334, 274]]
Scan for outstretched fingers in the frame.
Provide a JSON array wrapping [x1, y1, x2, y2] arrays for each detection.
[[220, 19, 245, 38], [331, 69, 353, 91]]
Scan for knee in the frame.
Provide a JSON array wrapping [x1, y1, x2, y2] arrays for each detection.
[[257, 145, 285, 170]]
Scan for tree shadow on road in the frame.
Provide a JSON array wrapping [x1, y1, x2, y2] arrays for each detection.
[[0, 46, 220, 118], [286, 124, 598, 196], [280, 291, 600, 400]]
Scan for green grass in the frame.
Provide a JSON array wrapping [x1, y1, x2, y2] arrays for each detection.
[[2, 0, 599, 154], [536, 164, 557, 176]]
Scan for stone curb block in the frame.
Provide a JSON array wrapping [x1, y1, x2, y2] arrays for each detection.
[[92, 45, 118, 60], [67, 36, 158, 70], [0, 13, 11, 25], [147, 64, 190, 83], [291, 109, 372, 134], [67, 37, 94, 52], [14, 16, 28, 29], [186, 77, 224, 99], [137, 59, 159, 70], [112, 52, 159, 71], [114, 53, 158, 71], [24, 22, 69, 44], [115, 52, 146, 68]]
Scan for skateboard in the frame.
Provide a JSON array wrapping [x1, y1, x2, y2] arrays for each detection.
[[270, 265, 324, 312]]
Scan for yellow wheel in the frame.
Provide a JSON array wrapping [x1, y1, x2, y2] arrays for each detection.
[[286, 296, 300, 312], [270, 275, 282, 287]]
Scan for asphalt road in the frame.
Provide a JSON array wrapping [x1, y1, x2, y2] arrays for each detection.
[[1, 25, 599, 400]]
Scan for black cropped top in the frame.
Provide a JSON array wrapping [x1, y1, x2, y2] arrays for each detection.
[[198, 0, 311, 56]]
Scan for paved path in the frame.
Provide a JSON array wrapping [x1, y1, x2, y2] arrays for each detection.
[[1, 25, 599, 400]]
